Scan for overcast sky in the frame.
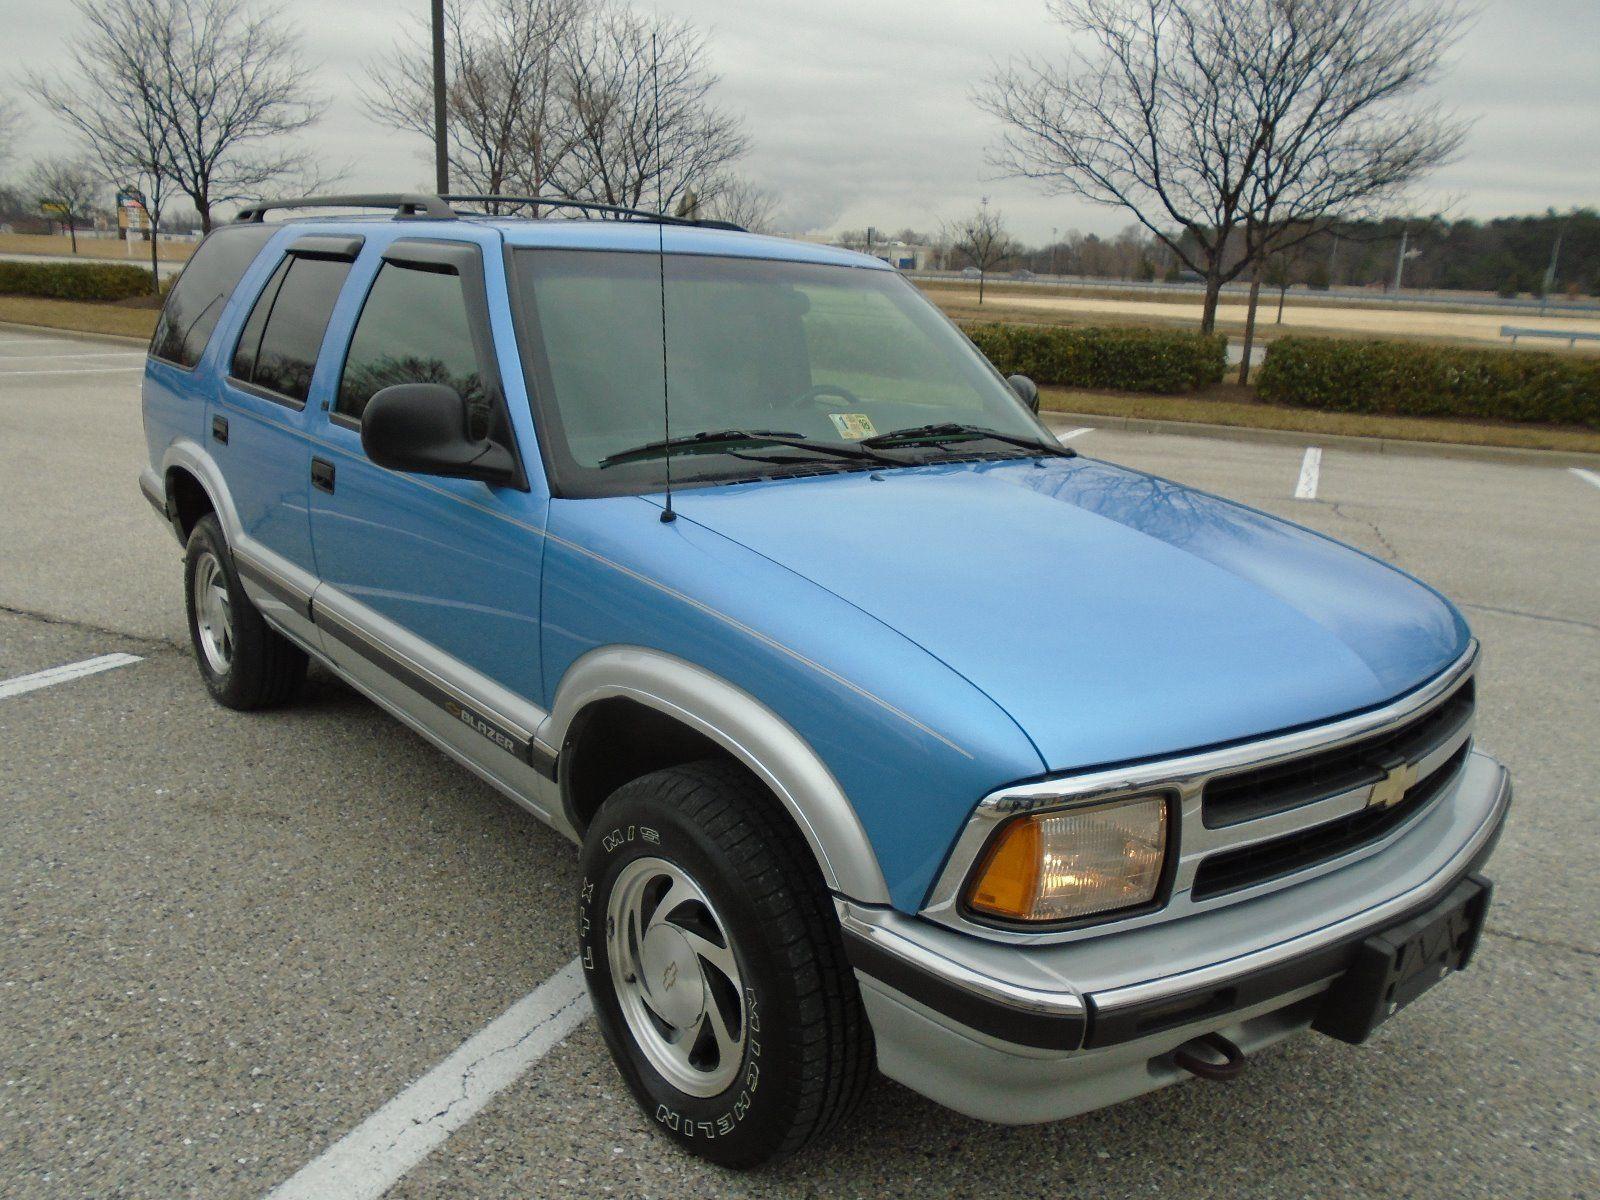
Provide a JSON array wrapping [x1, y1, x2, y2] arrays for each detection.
[[4, 0, 1597, 242]]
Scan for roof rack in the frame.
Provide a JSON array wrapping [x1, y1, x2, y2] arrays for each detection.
[[232, 191, 744, 232], [234, 193, 457, 222], [445, 193, 742, 231]]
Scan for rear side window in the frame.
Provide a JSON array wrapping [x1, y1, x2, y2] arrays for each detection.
[[230, 254, 353, 405], [150, 224, 276, 368], [336, 262, 486, 434]]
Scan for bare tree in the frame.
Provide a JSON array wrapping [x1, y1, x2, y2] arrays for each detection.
[[703, 175, 777, 233], [33, 0, 327, 234], [30, 2, 176, 290], [0, 96, 22, 175], [557, 6, 748, 211], [977, 0, 1469, 332], [26, 158, 101, 252], [365, 0, 583, 202], [946, 204, 1018, 303]]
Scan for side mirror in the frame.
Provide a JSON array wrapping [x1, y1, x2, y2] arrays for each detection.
[[360, 383, 518, 486], [1007, 373, 1040, 413]]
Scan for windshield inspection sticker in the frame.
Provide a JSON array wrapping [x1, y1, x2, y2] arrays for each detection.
[[829, 413, 878, 440]]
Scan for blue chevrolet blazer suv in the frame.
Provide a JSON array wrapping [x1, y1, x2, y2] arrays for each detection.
[[139, 194, 1510, 1168]]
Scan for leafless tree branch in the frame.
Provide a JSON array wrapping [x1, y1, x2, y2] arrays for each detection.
[[976, 0, 1469, 331]]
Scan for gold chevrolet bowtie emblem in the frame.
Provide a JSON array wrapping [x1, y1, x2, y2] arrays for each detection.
[[1368, 760, 1418, 810]]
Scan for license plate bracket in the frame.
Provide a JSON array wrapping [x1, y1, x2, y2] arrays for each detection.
[[1312, 875, 1492, 1045]]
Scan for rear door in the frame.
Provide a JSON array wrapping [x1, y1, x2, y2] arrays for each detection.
[[212, 233, 362, 645], [305, 232, 554, 777]]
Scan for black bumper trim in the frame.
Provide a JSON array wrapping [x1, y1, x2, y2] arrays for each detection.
[[843, 927, 1087, 1051]]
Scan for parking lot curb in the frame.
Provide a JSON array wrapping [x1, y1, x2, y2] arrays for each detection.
[[1045, 409, 1600, 469], [0, 319, 150, 348]]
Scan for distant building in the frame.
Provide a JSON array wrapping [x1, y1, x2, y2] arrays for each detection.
[[800, 233, 934, 272]]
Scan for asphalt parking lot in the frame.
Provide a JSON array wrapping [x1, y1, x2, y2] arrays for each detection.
[[2, 326, 1597, 1199]]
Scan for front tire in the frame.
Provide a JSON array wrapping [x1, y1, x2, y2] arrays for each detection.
[[183, 514, 306, 710], [578, 760, 873, 1168]]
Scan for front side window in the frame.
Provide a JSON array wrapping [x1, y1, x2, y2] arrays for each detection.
[[150, 224, 275, 368], [509, 250, 1046, 497], [336, 262, 488, 437], [229, 253, 352, 404]]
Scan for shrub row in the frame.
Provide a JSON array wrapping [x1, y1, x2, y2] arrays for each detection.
[[1256, 336, 1600, 429], [0, 259, 158, 302], [965, 322, 1227, 394]]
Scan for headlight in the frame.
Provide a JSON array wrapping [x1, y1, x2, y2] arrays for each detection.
[[964, 795, 1169, 923]]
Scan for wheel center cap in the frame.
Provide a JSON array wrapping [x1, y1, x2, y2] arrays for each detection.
[[640, 924, 705, 1029]]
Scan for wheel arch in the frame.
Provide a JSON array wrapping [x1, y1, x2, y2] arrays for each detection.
[[544, 646, 891, 905], [160, 440, 240, 543]]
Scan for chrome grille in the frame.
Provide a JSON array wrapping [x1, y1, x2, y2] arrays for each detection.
[[1203, 679, 1475, 828], [1192, 741, 1471, 898]]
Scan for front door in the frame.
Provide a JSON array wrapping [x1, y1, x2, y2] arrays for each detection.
[[306, 235, 554, 780]]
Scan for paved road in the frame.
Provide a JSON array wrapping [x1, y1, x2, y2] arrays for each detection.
[[2, 328, 1597, 1199]]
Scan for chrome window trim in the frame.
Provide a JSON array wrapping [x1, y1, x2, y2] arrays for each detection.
[[922, 641, 1479, 943]]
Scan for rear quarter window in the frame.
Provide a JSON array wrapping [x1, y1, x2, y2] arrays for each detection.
[[150, 224, 277, 369], [229, 254, 353, 405]]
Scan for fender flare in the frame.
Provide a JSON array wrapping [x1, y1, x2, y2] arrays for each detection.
[[540, 645, 891, 905], [159, 438, 240, 538]]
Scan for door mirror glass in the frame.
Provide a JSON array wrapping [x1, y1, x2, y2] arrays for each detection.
[[360, 383, 517, 485], [1007, 373, 1040, 413]]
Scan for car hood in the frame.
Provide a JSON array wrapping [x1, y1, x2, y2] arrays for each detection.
[[671, 456, 1471, 772]]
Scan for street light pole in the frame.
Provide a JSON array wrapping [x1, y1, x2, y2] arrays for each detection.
[[1392, 228, 1408, 292], [1540, 226, 1565, 315], [431, 0, 448, 195]]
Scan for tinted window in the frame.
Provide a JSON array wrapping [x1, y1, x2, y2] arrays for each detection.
[[230, 254, 352, 404], [337, 262, 487, 434], [230, 256, 290, 383], [150, 224, 276, 368]]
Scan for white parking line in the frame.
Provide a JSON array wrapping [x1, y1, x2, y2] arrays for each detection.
[[1057, 426, 1094, 441], [1571, 468, 1600, 492], [264, 960, 591, 1200], [0, 365, 145, 377], [1294, 447, 1322, 500], [0, 653, 142, 700]]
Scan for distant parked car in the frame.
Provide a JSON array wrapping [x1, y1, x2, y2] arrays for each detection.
[[961, 265, 981, 278], [140, 192, 1509, 1169], [1011, 268, 1036, 280]]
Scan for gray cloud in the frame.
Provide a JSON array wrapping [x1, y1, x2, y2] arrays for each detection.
[[4, 0, 1594, 241]]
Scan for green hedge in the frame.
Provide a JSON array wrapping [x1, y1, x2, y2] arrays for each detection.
[[1257, 336, 1600, 429], [965, 323, 1227, 394], [0, 260, 157, 302]]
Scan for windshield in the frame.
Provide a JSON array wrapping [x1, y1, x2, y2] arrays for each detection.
[[509, 249, 1050, 496]]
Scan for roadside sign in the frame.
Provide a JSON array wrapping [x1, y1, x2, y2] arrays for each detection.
[[117, 188, 149, 251]]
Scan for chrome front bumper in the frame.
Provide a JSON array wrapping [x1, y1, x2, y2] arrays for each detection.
[[840, 750, 1511, 1123]]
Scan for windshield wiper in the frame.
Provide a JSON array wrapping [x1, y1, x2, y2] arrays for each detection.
[[859, 422, 1077, 458], [598, 428, 906, 469]]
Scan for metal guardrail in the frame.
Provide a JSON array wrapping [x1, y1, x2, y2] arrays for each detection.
[[1501, 325, 1600, 346]]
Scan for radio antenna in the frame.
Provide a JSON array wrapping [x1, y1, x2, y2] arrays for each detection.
[[652, 29, 675, 523]]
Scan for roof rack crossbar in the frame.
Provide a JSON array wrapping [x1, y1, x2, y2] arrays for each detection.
[[443, 193, 744, 232], [230, 191, 745, 233], [234, 193, 457, 222]]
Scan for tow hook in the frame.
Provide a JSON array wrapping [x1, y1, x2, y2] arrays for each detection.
[[1174, 1032, 1247, 1081]]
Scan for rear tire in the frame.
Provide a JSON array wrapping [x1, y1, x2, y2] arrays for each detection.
[[578, 759, 874, 1168], [183, 514, 306, 710]]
